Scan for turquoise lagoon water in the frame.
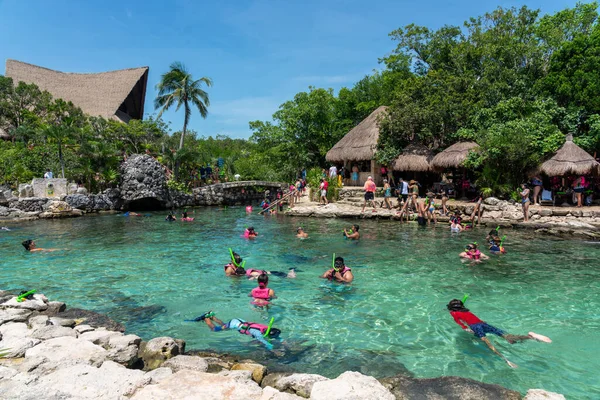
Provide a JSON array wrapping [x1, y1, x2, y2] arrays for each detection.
[[1, 209, 599, 398]]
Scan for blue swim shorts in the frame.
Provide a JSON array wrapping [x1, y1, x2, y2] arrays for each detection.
[[469, 323, 504, 338]]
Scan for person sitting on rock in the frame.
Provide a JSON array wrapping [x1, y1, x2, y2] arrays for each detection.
[[193, 311, 281, 352], [22, 239, 57, 252], [447, 299, 551, 368]]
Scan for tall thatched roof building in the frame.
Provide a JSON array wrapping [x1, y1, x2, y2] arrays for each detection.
[[326, 106, 388, 185], [5, 59, 149, 123], [539, 134, 599, 176]]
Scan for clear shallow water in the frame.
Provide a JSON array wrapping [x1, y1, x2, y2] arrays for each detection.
[[1, 209, 599, 399]]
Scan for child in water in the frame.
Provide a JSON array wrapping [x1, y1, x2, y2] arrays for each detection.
[[459, 243, 489, 261], [192, 311, 281, 351], [224, 252, 246, 276], [321, 256, 354, 283], [244, 227, 258, 238], [249, 273, 276, 306], [487, 229, 506, 254], [447, 299, 551, 368], [21, 239, 58, 252]]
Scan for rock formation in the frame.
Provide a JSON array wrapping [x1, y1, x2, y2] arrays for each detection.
[[119, 154, 170, 210]]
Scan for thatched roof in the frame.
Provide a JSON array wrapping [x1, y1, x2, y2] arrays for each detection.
[[538, 134, 599, 176], [326, 106, 388, 162], [5, 59, 149, 122], [431, 141, 479, 169], [392, 143, 433, 172]]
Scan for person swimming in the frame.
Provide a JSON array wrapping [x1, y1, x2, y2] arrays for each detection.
[[450, 220, 463, 233], [321, 256, 354, 283], [244, 227, 258, 238], [193, 311, 281, 352], [165, 213, 177, 221], [1, 226, 11, 231], [21, 239, 57, 252], [182, 211, 188, 219], [447, 299, 551, 368], [459, 243, 489, 261], [249, 273, 276, 306], [224, 251, 246, 276], [296, 227, 308, 239], [343, 225, 360, 240]]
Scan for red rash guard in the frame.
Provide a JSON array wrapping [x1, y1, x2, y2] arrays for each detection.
[[450, 311, 483, 330]]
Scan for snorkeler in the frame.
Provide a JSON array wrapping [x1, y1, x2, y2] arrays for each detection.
[[249, 273, 276, 306], [244, 227, 258, 238], [165, 213, 177, 221], [459, 243, 489, 261], [321, 256, 354, 283], [343, 224, 360, 240], [21, 239, 58, 252], [450, 219, 463, 233], [487, 228, 506, 254], [296, 227, 309, 239], [224, 251, 246, 276], [1, 226, 11, 231], [192, 311, 281, 351], [447, 299, 551, 368]]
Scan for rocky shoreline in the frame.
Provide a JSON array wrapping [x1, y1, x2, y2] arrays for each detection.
[[0, 291, 565, 399]]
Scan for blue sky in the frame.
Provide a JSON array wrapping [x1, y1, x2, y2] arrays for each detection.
[[0, 0, 579, 139]]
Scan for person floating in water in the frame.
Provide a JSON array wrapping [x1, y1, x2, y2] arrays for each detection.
[[321, 256, 354, 283], [447, 299, 551, 368], [1, 226, 11, 231], [450, 219, 463, 233], [250, 273, 276, 306], [244, 227, 258, 239], [22, 239, 58, 252], [165, 212, 177, 221], [459, 243, 489, 262], [343, 224, 360, 240], [123, 211, 142, 217], [296, 227, 308, 239], [193, 311, 281, 351], [487, 229, 506, 254]]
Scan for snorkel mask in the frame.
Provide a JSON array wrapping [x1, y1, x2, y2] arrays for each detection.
[[333, 254, 344, 272]]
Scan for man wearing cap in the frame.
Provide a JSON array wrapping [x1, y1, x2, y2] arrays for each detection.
[[362, 176, 377, 213]]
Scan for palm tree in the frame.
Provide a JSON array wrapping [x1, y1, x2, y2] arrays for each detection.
[[155, 62, 212, 179]]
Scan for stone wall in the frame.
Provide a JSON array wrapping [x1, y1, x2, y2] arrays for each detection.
[[192, 181, 287, 206]]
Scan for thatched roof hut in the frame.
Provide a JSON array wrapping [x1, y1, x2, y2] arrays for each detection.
[[326, 106, 388, 162], [539, 134, 599, 176], [392, 143, 433, 172], [5, 59, 149, 122], [431, 141, 479, 169]]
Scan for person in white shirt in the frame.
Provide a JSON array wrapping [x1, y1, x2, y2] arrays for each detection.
[[43, 169, 53, 179], [329, 165, 337, 179]]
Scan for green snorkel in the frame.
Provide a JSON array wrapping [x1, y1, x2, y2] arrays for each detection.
[[332, 253, 339, 271], [229, 248, 243, 268], [263, 317, 275, 337], [16, 289, 36, 302], [462, 293, 469, 304]]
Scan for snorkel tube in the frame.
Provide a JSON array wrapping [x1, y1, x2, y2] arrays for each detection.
[[17, 289, 36, 302], [229, 248, 246, 269], [461, 293, 469, 304], [263, 317, 275, 337]]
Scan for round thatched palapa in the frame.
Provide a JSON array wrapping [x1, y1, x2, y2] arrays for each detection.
[[538, 134, 599, 176], [431, 141, 479, 169], [392, 143, 433, 172], [326, 106, 388, 162]]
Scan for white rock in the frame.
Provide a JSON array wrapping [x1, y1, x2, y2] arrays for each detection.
[[28, 315, 50, 329], [524, 389, 566, 400], [106, 334, 141, 366], [78, 329, 122, 346], [0, 322, 41, 357], [29, 325, 77, 340], [0, 308, 32, 325], [25, 336, 108, 367], [74, 324, 95, 334], [262, 386, 304, 400], [218, 369, 253, 380], [310, 371, 395, 400], [0, 365, 18, 380], [275, 373, 329, 398], [1, 297, 48, 311], [33, 360, 147, 399], [144, 367, 173, 384], [130, 370, 263, 400], [48, 317, 75, 327], [161, 355, 209, 373]]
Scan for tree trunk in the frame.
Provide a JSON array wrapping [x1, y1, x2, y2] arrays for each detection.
[[175, 104, 189, 181], [59, 139, 65, 179]]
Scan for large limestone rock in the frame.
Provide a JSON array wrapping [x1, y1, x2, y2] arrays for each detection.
[[265, 373, 329, 398], [31, 360, 148, 399], [1, 294, 48, 311], [106, 334, 142, 367], [8, 197, 48, 212], [380, 374, 522, 400], [524, 389, 566, 400], [25, 336, 108, 367], [18, 183, 33, 198], [139, 336, 183, 371], [130, 370, 263, 399], [0, 187, 15, 206], [231, 362, 268, 384], [64, 194, 91, 210], [310, 371, 394, 400], [29, 325, 77, 340], [120, 154, 169, 210], [78, 328, 123, 346], [161, 355, 209, 373], [0, 322, 41, 357], [0, 308, 32, 325], [261, 386, 305, 400]]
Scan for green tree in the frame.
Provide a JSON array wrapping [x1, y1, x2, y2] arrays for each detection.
[[155, 62, 212, 179]]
